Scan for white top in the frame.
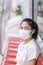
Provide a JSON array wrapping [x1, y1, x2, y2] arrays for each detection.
[[16, 39, 40, 65]]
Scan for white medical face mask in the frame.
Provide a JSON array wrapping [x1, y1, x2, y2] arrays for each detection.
[[19, 29, 32, 40]]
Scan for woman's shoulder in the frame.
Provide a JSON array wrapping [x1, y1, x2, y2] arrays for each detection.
[[28, 39, 40, 56], [27, 39, 40, 50]]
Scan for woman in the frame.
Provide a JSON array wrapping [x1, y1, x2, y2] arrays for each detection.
[[16, 18, 40, 65]]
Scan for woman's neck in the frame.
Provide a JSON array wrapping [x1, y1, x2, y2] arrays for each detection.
[[23, 37, 32, 45]]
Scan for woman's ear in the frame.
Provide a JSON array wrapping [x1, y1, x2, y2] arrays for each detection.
[[32, 29, 35, 34]]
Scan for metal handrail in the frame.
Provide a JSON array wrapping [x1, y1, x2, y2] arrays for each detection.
[[36, 34, 43, 56], [39, 31, 43, 40]]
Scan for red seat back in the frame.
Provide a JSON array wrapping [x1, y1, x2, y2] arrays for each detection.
[[1, 37, 23, 65], [36, 54, 43, 65]]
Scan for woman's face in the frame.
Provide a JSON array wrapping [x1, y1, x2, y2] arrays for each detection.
[[19, 21, 35, 40], [19, 21, 33, 40]]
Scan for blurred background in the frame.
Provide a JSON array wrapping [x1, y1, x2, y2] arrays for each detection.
[[0, 0, 43, 64]]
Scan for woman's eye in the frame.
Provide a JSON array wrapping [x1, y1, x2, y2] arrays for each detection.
[[24, 27, 29, 30], [20, 26, 23, 29], [24, 27, 30, 30]]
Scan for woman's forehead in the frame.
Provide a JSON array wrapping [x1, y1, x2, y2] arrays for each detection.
[[20, 21, 32, 29], [21, 21, 29, 26]]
